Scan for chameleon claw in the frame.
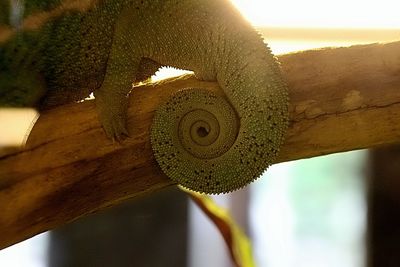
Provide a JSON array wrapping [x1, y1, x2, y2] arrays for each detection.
[[103, 120, 130, 143]]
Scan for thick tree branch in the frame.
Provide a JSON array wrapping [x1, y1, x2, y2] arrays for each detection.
[[1, 41, 400, 249]]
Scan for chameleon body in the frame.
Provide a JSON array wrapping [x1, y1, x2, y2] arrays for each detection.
[[0, 0, 289, 194]]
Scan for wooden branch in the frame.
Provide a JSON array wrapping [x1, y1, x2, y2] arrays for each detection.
[[1, 41, 400, 249]]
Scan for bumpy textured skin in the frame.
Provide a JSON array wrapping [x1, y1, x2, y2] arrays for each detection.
[[0, 0, 289, 194]]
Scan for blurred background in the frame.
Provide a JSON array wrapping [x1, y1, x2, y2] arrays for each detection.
[[1, 0, 399, 266]]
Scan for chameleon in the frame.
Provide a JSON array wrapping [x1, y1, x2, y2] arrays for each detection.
[[0, 0, 289, 194]]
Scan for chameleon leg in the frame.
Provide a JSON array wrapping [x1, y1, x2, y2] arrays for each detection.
[[94, 66, 136, 140], [95, 55, 162, 140], [94, 27, 139, 140]]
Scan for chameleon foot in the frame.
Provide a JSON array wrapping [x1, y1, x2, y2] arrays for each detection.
[[95, 91, 130, 141]]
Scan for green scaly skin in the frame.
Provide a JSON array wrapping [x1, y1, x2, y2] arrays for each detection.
[[0, 0, 289, 193]]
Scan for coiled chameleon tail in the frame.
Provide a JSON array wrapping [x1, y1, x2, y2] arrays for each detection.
[[151, 57, 289, 194], [145, 1, 289, 195]]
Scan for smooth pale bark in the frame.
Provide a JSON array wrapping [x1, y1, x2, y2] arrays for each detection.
[[0, 41, 400, 249]]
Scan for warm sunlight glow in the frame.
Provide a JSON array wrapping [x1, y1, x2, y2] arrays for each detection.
[[0, 108, 38, 147], [230, 0, 400, 29]]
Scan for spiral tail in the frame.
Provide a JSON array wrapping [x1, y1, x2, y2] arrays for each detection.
[[151, 75, 288, 194]]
